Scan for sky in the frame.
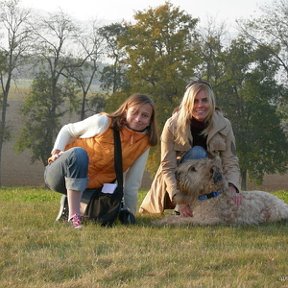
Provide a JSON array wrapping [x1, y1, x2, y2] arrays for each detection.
[[20, 0, 273, 30]]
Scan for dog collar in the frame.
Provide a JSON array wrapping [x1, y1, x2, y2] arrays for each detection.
[[198, 191, 221, 201]]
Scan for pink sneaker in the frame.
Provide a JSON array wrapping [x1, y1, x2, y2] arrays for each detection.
[[69, 214, 82, 229]]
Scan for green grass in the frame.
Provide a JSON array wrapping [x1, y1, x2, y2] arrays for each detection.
[[0, 187, 288, 288]]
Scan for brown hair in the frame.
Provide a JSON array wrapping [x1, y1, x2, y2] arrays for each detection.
[[109, 93, 159, 146]]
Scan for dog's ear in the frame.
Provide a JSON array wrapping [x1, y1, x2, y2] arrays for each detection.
[[207, 154, 222, 166]]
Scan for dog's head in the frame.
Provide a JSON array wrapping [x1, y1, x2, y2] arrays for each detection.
[[174, 157, 226, 205]]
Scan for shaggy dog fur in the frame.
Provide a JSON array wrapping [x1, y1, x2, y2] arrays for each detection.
[[154, 158, 288, 226]]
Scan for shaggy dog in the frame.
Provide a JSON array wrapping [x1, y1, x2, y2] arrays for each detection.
[[154, 157, 288, 226]]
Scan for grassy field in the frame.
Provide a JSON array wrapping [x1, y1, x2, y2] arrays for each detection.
[[0, 187, 288, 288]]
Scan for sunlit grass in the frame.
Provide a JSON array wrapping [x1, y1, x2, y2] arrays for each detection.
[[0, 187, 288, 288]]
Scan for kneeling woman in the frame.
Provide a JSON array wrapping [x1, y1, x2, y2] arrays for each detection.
[[45, 94, 158, 228], [139, 79, 242, 217]]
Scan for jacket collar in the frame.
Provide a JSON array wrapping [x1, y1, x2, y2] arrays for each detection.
[[169, 110, 227, 146], [185, 110, 227, 145], [207, 110, 227, 143]]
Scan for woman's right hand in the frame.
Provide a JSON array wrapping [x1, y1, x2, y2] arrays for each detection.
[[178, 204, 193, 217]]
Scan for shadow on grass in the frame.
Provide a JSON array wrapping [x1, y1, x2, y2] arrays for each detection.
[[134, 213, 288, 234]]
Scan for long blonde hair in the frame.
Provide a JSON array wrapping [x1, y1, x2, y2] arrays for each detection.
[[176, 80, 215, 145], [109, 93, 159, 146]]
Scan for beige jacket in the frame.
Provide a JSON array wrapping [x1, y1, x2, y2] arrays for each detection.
[[139, 110, 241, 214]]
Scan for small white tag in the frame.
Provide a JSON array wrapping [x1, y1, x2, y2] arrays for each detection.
[[101, 183, 117, 194]]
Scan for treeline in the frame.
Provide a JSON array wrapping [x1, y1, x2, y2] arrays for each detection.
[[0, 0, 288, 188]]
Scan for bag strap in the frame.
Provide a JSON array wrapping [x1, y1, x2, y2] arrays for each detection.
[[113, 128, 123, 195]]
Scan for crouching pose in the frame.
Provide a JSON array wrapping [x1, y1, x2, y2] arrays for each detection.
[[139, 78, 242, 216], [45, 94, 158, 228]]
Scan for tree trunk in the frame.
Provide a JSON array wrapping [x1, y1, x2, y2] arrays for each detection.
[[0, 101, 7, 185], [241, 169, 247, 191]]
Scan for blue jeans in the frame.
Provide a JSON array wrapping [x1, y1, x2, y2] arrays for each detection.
[[44, 147, 89, 194], [180, 146, 208, 163]]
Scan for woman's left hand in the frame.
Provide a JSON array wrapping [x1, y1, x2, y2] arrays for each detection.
[[48, 150, 64, 164]]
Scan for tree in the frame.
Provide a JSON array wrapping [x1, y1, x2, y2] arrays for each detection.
[[99, 22, 128, 94], [193, 19, 228, 86], [217, 37, 288, 189], [118, 2, 201, 127], [193, 22, 288, 189], [238, 0, 288, 80], [110, 2, 201, 174], [238, 0, 288, 131], [17, 11, 81, 164], [16, 72, 69, 164], [0, 0, 32, 185], [65, 20, 106, 120]]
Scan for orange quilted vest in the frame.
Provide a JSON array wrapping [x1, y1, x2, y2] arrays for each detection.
[[65, 119, 150, 188]]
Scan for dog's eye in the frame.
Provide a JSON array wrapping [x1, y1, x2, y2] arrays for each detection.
[[189, 166, 196, 172]]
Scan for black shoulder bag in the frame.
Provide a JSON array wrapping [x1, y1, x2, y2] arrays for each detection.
[[80, 128, 123, 227]]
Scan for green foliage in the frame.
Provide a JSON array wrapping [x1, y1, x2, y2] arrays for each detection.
[[99, 23, 128, 93], [87, 92, 107, 115], [119, 2, 201, 127], [0, 121, 11, 142], [2, 0, 288, 189], [0, 187, 288, 287], [115, 2, 204, 174], [215, 37, 288, 185], [144, 145, 161, 176], [15, 72, 79, 164], [100, 64, 128, 92], [194, 24, 226, 83], [242, 0, 288, 83], [0, 50, 7, 75], [104, 91, 129, 113]]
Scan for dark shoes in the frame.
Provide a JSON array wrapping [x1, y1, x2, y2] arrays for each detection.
[[119, 208, 136, 225], [55, 195, 69, 222]]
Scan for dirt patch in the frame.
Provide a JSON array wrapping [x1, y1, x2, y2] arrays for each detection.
[[247, 174, 288, 192]]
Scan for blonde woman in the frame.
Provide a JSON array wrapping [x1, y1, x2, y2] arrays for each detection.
[[139, 79, 242, 216]]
